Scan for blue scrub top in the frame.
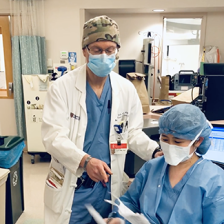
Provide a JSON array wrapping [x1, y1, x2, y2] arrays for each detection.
[[69, 77, 112, 224], [110, 156, 224, 224], [156, 157, 203, 224], [83, 77, 112, 165]]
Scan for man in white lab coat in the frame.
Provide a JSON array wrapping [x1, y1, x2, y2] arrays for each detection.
[[41, 15, 162, 224]]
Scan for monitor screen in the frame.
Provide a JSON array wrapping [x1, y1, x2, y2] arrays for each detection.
[[203, 126, 224, 164], [179, 74, 191, 84], [118, 60, 136, 78], [203, 63, 224, 75], [204, 75, 224, 121]]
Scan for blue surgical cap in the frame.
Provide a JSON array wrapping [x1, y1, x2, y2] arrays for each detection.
[[159, 104, 212, 155]]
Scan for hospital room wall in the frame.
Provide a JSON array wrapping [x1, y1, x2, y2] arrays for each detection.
[[60, 0, 224, 11], [43, 0, 224, 65], [44, 9, 224, 70], [80, 12, 224, 66], [44, 9, 224, 98], [0, 100, 17, 135], [0, 0, 9, 14], [44, 10, 224, 109], [205, 12, 224, 63]]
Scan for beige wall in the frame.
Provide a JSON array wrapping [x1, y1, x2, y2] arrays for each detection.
[[76, 0, 224, 9], [0, 0, 10, 14], [0, 99, 17, 136], [44, 4, 81, 65], [42, 0, 224, 67], [103, 13, 162, 64], [205, 12, 224, 63]]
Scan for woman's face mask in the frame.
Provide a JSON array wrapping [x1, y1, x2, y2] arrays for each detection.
[[87, 49, 117, 78], [160, 130, 202, 166]]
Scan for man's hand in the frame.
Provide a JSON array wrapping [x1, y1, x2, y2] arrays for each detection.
[[152, 147, 164, 159], [104, 218, 124, 224], [86, 158, 112, 183], [154, 151, 164, 158]]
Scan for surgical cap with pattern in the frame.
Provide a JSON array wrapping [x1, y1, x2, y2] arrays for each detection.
[[159, 104, 212, 155], [82, 15, 121, 49]]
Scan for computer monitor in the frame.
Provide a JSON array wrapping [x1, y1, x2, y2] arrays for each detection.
[[203, 124, 224, 169], [118, 60, 136, 78], [203, 75, 224, 121], [203, 63, 224, 75]]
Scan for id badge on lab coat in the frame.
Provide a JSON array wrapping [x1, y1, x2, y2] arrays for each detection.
[[110, 140, 127, 155]]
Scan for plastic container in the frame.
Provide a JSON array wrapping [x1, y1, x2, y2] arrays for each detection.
[[0, 136, 25, 224]]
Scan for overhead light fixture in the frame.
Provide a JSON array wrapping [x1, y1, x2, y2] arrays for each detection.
[[152, 9, 165, 12]]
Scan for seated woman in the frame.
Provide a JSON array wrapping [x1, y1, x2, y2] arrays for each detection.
[[105, 104, 224, 224]]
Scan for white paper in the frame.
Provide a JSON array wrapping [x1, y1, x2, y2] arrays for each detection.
[[86, 204, 125, 224], [86, 204, 106, 224], [105, 194, 151, 224], [51, 157, 65, 176]]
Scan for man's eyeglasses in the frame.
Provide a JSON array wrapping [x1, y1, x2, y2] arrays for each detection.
[[87, 46, 117, 56]]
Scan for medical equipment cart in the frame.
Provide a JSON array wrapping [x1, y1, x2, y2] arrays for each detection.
[[22, 75, 50, 164]]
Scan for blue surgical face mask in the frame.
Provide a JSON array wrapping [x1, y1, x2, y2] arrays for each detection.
[[87, 50, 117, 78]]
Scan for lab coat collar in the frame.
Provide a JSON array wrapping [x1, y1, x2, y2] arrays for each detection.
[[75, 64, 120, 97], [75, 64, 87, 93], [109, 71, 120, 96], [75, 65, 87, 115]]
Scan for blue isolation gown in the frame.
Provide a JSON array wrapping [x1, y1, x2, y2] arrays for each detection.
[[69, 77, 112, 224], [110, 156, 224, 224]]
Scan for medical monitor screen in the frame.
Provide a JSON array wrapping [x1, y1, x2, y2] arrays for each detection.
[[203, 126, 224, 165], [179, 75, 191, 84]]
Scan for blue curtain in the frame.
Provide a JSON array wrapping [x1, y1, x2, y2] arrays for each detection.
[[12, 36, 47, 138]]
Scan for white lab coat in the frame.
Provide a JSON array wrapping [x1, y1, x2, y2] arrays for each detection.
[[41, 64, 158, 224]]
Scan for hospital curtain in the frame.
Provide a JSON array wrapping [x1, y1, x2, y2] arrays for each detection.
[[9, 0, 47, 138]]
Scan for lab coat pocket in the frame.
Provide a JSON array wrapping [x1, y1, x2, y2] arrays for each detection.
[[44, 182, 63, 213], [44, 159, 65, 213]]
